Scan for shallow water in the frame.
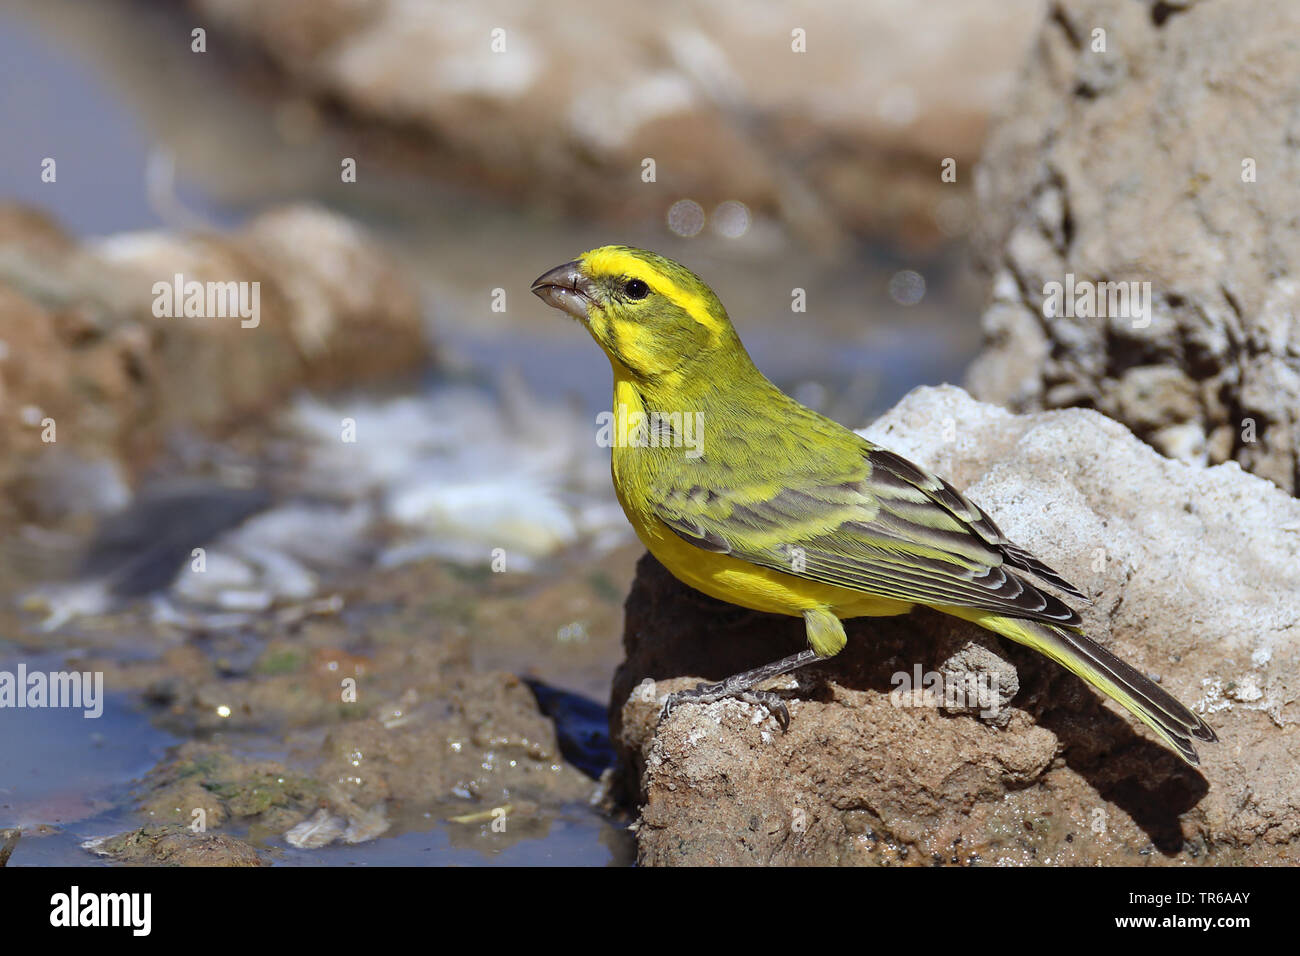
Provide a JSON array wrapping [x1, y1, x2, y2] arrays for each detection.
[[0, 649, 179, 866]]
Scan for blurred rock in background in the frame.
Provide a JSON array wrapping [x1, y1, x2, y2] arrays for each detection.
[[0, 202, 427, 530], [966, 0, 1300, 494], [187, 0, 1046, 249]]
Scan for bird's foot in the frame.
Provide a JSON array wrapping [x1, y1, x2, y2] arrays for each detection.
[[659, 681, 792, 731], [656, 649, 821, 731]]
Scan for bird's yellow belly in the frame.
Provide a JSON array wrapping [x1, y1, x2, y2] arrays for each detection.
[[622, 492, 912, 621]]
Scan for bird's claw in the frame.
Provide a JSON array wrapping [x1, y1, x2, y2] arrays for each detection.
[[741, 688, 790, 730], [658, 681, 792, 731]]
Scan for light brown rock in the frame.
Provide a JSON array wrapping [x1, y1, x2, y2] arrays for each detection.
[[190, 0, 1046, 245], [966, 0, 1300, 493], [0, 203, 427, 527]]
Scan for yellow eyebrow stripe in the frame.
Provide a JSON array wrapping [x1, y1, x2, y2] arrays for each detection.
[[581, 246, 725, 337]]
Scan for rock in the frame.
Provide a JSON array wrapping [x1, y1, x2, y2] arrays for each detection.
[[0, 203, 427, 529], [83, 826, 269, 866], [937, 641, 1020, 727], [965, 0, 1300, 493], [189, 0, 1045, 246], [613, 385, 1300, 865], [136, 742, 323, 835], [88, 204, 428, 394]]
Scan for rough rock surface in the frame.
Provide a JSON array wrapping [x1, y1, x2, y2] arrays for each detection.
[[190, 0, 1044, 245], [613, 386, 1300, 865], [965, 0, 1300, 493], [0, 203, 426, 528]]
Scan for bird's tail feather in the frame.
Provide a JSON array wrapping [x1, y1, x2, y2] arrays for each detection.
[[943, 609, 1217, 765]]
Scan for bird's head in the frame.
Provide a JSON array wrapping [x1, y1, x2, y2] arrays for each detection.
[[531, 245, 742, 382]]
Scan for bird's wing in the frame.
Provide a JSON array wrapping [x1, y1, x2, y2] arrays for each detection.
[[652, 443, 1086, 627]]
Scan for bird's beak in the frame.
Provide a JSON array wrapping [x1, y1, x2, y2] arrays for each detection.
[[530, 260, 597, 322]]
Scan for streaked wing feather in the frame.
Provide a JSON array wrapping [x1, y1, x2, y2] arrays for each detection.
[[654, 443, 1084, 627], [869, 448, 1086, 601]]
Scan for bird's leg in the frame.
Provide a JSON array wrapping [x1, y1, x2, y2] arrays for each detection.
[[658, 649, 822, 730]]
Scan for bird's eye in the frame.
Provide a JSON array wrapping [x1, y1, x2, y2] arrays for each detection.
[[624, 278, 650, 300]]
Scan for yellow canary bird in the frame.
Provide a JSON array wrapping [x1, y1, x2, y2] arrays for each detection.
[[531, 245, 1217, 765]]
